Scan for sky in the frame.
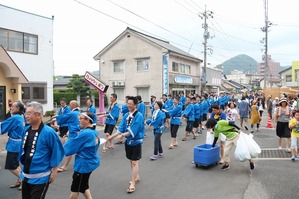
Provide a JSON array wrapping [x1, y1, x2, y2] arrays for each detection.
[[1, 0, 299, 76]]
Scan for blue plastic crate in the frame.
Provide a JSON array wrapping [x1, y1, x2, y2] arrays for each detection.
[[194, 144, 220, 167]]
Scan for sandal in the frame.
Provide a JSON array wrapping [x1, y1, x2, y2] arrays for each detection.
[[108, 146, 114, 149], [10, 180, 21, 188], [57, 167, 67, 172], [102, 148, 108, 153], [127, 185, 135, 193], [129, 179, 140, 184], [115, 140, 124, 144], [168, 145, 174, 149], [182, 138, 187, 141]]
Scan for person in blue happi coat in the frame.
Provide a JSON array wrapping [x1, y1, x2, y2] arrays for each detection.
[[86, 98, 97, 129], [163, 97, 182, 149], [182, 96, 196, 141], [0, 100, 25, 189], [64, 111, 100, 199], [107, 96, 144, 193], [20, 101, 64, 198], [57, 98, 71, 143], [54, 100, 81, 172], [146, 101, 165, 160], [98, 93, 120, 152]]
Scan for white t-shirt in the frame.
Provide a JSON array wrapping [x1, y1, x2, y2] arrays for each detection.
[[226, 108, 238, 121]]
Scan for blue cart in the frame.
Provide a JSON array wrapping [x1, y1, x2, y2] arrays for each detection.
[[194, 144, 220, 167]]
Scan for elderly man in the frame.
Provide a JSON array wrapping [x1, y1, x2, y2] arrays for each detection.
[[20, 101, 64, 198]]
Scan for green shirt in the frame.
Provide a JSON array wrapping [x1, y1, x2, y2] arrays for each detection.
[[214, 120, 237, 139]]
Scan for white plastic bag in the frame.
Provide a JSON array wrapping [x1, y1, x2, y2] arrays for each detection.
[[246, 133, 261, 158], [206, 131, 214, 145], [219, 133, 227, 142], [234, 132, 251, 162]]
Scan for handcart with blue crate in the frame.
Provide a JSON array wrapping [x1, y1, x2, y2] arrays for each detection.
[[193, 144, 220, 167]]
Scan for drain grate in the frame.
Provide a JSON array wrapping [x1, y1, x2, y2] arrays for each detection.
[[258, 148, 292, 160]]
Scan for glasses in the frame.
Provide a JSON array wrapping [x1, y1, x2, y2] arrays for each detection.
[[25, 112, 38, 116]]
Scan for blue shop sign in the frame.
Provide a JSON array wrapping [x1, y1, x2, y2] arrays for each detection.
[[174, 76, 192, 84]]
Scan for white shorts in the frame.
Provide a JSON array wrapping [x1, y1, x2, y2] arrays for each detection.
[[291, 136, 299, 149]]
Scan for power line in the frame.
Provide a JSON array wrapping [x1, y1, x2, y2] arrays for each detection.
[[105, 0, 203, 47], [73, 0, 203, 54]]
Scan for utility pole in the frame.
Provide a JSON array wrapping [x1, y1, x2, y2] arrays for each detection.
[[199, 6, 213, 93], [261, 0, 271, 90]]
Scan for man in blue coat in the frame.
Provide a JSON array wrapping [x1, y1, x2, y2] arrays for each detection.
[[20, 101, 64, 198], [107, 96, 144, 193], [98, 93, 120, 152]]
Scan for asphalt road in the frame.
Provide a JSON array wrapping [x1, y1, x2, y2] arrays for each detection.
[[1, 114, 299, 199]]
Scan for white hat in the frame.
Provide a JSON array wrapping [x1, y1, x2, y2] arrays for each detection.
[[279, 98, 287, 105]]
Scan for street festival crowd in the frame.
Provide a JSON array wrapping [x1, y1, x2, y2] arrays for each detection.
[[1, 91, 299, 198]]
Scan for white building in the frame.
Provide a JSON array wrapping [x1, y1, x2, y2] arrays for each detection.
[[0, 4, 54, 118], [94, 27, 203, 105]]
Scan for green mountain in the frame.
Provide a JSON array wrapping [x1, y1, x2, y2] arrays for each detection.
[[216, 54, 259, 75]]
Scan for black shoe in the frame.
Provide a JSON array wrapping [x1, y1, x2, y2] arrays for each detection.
[[221, 164, 230, 170], [250, 130, 254, 134], [250, 162, 255, 170], [244, 126, 248, 131]]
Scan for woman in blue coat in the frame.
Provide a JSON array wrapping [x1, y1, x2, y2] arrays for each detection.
[[0, 100, 25, 189], [146, 101, 165, 160], [64, 112, 100, 199], [163, 97, 182, 149]]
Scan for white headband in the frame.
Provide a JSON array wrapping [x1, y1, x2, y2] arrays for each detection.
[[80, 113, 93, 122]]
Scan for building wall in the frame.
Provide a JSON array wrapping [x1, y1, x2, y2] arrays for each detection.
[[99, 32, 164, 104], [98, 32, 202, 104], [0, 5, 54, 111], [292, 61, 299, 82]]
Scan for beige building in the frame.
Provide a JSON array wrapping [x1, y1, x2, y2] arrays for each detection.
[[94, 27, 202, 104], [0, 46, 28, 120]]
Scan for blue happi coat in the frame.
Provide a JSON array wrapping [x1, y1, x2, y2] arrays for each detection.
[[56, 109, 81, 139], [0, 114, 24, 153], [106, 103, 120, 125], [146, 109, 165, 134], [168, 104, 182, 125], [64, 127, 100, 173], [19, 124, 64, 184], [117, 111, 144, 146]]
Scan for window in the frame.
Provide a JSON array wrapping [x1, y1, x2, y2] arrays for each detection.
[[0, 28, 38, 54], [185, 65, 191, 74], [113, 88, 124, 102], [137, 88, 149, 103], [172, 62, 179, 72], [22, 87, 30, 99], [113, 61, 124, 73], [137, 59, 149, 71], [33, 87, 45, 99], [21, 82, 47, 103], [286, 75, 292, 82], [0, 29, 8, 48], [24, 34, 38, 53], [180, 64, 185, 73]]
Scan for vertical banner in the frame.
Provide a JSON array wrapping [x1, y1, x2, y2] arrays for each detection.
[[162, 54, 169, 95]]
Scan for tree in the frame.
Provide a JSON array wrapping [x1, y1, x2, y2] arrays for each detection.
[[67, 74, 90, 96]]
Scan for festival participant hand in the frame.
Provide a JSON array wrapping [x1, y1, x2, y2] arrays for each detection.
[[49, 169, 58, 184]]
